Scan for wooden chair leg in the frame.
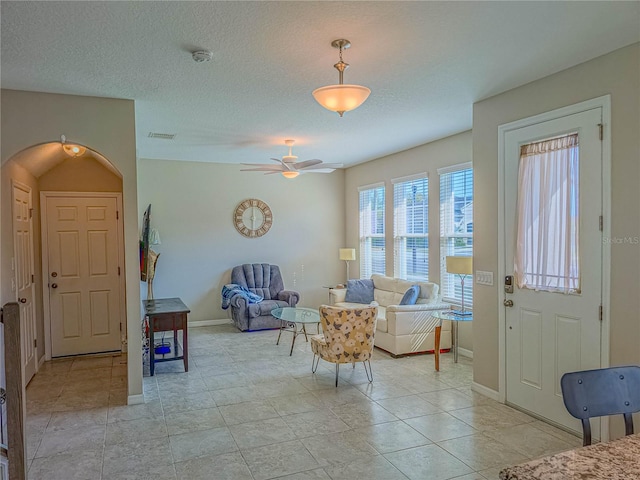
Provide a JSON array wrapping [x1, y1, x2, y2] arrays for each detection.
[[434, 325, 441, 372]]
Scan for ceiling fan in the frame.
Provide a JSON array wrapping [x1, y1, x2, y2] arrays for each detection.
[[241, 139, 343, 178]]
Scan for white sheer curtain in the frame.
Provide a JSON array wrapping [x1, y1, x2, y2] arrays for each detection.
[[514, 133, 580, 293]]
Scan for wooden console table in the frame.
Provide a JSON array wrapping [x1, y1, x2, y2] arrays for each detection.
[[143, 297, 190, 376]]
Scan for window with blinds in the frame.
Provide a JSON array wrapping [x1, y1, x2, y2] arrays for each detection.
[[359, 184, 385, 278], [439, 165, 473, 306], [393, 175, 428, 281]]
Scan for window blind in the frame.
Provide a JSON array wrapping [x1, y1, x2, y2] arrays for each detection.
[[393, 176, 428, 281], [359, 185, 385, 278], [440, 167, 473, 305]]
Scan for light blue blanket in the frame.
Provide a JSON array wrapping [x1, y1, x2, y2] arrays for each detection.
[[221, 283, 263, 310]]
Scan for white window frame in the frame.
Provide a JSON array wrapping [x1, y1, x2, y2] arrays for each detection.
[[359, 183, 385, 279], [439, 163, 473, 307], [392, 173, 429, 281]]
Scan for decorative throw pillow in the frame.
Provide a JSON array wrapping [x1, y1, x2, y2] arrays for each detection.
[[400, 285, 420, 305], [344, 279, 375, 304]]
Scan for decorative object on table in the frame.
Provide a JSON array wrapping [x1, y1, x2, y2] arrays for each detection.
[[233, 199, 273, 238], [339, 248, 356, 282], [311, 305, 378, 387], [312, 39, 371, 117], [330, 274, 451, 358], [560, 365, 640, 446], [445, 256, 473, 315], [140, 204, 151, 281], [241, 139, 343, 177], [227, 263, 300, 331], [344, 278, 374, 304], [146, 250, 160, 300]]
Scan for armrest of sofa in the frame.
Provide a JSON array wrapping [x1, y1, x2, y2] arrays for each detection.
[[385, 301, 452, 336], [230, 295, 248, 309], [278, 290, 300, 306], [329, 287, 347, 305]]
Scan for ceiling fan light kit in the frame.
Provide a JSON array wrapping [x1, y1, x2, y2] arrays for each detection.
[[312, 39, 371, 117]]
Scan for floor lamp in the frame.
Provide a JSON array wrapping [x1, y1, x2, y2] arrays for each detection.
[[445, 256, 473, 315], [339, 248, 356, 283]]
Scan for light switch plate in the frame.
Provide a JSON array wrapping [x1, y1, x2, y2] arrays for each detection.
[[475, 270, 494, 286]]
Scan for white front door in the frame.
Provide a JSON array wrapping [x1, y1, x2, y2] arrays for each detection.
[[12, 182, 37, 384], [44, 195, 122, 357], [504, 108, 603, 435]]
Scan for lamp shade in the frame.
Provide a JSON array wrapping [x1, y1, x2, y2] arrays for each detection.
[[339, 248, 356, 261], [281, 171, 299, 179], [446, 256, 473, 275], [312, 84, 371, 116]]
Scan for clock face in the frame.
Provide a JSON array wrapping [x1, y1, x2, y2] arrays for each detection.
[[234, 199, 273, 238]]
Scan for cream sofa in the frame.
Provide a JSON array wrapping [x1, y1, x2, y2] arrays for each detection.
[[329, 274, 452, 357]]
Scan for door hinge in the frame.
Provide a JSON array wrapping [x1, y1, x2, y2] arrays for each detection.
[[598, 123, 603, 141], [34, 338, 37, 348], [29, 208, 33, 219], [119, 322, 122, 332], [31, 274, 35, 283], [599, 215, 603, 231], [599, 305, 603, 321], [116, 211, 119, 220], [118, 266, 121, 276]]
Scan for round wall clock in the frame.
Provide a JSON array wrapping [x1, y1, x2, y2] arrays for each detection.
[[233, 199, 273, 238]]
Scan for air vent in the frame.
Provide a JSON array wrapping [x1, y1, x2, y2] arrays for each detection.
[[148, 132, 176, 140]]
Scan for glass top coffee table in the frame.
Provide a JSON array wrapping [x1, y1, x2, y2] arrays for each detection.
[[272, 307, 320, 356]]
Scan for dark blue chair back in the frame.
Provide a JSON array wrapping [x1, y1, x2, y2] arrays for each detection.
[[560, 365, 640, 446]]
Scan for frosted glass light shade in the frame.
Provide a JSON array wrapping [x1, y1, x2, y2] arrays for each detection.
[[446, 256, 473, 275], [282, 171, 299, 179], [339, 248, 356, 261], [312, 84, 371, 116]]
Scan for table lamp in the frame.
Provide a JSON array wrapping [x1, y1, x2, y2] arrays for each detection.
[[339, 248, 356, 282], [446, 256, 473, 315]]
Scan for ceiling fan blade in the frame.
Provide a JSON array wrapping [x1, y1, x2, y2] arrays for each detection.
[[241, 167, 284, 172], [241, 163, 283, 170], [316, 163, 344, 169], [295, 159, 323, 170]]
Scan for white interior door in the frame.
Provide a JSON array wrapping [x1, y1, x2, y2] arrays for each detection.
[[12, 183, 37, 384], [45, 195, 122, 357], [504, 108, 603, 435]]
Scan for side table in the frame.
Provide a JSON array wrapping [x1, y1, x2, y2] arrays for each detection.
[[432, 310, 473, 365], [143, 297, 190, 376]]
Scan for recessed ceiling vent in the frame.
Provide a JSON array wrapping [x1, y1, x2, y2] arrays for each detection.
[[148, 132, 176, 140]]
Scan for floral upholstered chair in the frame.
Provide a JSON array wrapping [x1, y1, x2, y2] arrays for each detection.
[[311, 305, 378, 387]]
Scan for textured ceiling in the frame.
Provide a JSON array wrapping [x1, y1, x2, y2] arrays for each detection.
[[2, 1, 639, 168]]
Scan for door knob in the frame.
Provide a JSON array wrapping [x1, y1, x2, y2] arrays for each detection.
[[51, 283, 58, 289], [18, 298, 27, 303], [504, 299, 514, 307], [51, 272, 58, 277]]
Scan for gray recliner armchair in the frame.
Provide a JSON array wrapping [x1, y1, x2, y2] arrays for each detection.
[[229, 263, 300, 331]]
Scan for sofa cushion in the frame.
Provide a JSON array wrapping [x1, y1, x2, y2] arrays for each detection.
[[400, 285, 420, 305], [345, 279, 374, 303]]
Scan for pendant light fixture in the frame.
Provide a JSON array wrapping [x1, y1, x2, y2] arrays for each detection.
[[312, 39, 371, 117]]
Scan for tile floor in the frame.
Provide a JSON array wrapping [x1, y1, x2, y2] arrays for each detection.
[[25, 324, 582, 480]]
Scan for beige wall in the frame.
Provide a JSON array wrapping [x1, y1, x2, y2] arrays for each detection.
[[39, 156, 123, 192], [0, 89, 142, 399], [344, 131, 473, 351], [472, 43, 640, 398], [137, 159, 346, 322]]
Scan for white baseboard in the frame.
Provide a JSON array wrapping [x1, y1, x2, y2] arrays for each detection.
[[189, 319, 231, 328], [471, 381, 501, 402], [38, 355, 46, 368], [127, 394, 145, 405], [457, 347, 473, 359]]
